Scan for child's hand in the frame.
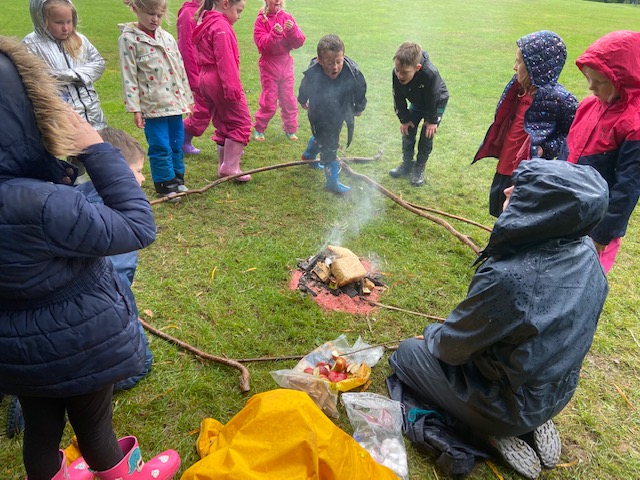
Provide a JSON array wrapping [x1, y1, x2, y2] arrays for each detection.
[[284, 20, 294, 30], [400, 121, 414, 136], [134, 112, 145, 129], [354, 111, 363, 117], [424, 123, 438, 138], [67, 109, 103, 152], [592, 239, 607, 253], [273, 23, 283, 34], [300, 101, 309, 110]]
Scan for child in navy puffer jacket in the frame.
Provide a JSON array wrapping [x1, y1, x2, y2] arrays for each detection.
[[0, 36, 179, 480], [474, 30, 578, 217]]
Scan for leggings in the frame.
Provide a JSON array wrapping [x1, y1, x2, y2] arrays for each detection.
[[19, 386, 122, 479]]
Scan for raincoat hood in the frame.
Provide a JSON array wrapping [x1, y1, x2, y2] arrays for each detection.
[[29, 0, 78, 40], [516, 30, 567, 87], [0, 37, 77, 183], [483, 159, 608, 258], [576, 30, 640, 104], [193, 10, 229, 46]]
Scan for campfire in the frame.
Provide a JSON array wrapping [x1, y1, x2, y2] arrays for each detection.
[[290, 246, 385, 314]]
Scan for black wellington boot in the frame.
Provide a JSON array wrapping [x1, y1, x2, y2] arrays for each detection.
[[411, 163, 426, 187], [389, 159, 414, 178]]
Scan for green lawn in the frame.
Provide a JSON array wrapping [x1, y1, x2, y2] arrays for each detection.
[[1, 1, 639, 478]]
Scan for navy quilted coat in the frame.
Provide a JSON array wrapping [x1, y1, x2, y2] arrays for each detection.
[[0, 50, 156, 397], [474, 30, 578, 164]]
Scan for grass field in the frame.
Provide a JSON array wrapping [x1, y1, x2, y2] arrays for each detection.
[[1, 1, 639, 478]]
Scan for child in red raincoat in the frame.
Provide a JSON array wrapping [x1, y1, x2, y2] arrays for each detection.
[[561, 30, 640, 273], [252, 0, 305, 141], [193, 0, 252, 182]]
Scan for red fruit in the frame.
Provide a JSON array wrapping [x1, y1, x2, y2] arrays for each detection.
[[318, 366, 330, 377], [303, 367, 314, 375], [316, 361, 328, 367], [332, 357, 348, 372], [327, 371, 340, 383], [335, 372, 348, 382]]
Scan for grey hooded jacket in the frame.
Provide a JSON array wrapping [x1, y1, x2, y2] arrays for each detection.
[[23, 0, 106, 129]]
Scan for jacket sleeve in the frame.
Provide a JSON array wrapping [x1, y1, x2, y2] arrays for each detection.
[[537, 91, 578, 159], [70, 36, 106, 86], [213, 30, 243, 102], [118, 34, 141, 113], [352, 67, 367, 114], [297, 73, 310, 106], [253, 15, 281, 55], [392, 72, 410, 124], [43, 143, 156, 258], [177, 8, 200, 90], [590, 136, 640, 244], [424, 262, 537, 366], [423, 69, 441, 124]]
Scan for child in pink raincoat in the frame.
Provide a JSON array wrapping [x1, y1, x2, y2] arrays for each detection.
[[252, 0, 305, 141], [177, 0, 210, 155], [193, 0, 252, 182], [561, 30, 640, 273]]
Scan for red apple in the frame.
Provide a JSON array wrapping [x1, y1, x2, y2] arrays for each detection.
[[303, 367, 314, 375], [332, 357, 348, 372]]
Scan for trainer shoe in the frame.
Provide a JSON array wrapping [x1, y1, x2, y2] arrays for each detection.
[[254, 131, 265, 141], [533, 419, 561, 468], [489, 435, 541, 479], [285, 132, 298, 141]]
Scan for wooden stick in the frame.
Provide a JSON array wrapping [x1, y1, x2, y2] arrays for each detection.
[[362, 299, 446, 322], [405, 202, 493, 233], [139, 318, 251, 392]]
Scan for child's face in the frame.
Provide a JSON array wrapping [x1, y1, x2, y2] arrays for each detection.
[[582, 66, 619, 104], [318, 50, 344, 80], [514, 49, 528, 86], [266, 0, 283, 14], [46, 5, 74, 41], [221, 0, 246, 25], [129, 154, 146, 186], [394, 59, 420, 85], [134, 3, 167, 33]]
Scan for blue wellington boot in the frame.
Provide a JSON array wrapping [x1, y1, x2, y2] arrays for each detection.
[[324, 161, 351, 194], [301, 136, 323, 169]]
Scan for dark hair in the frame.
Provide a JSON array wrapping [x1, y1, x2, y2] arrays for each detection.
[[196, 0, 244, 19], [317, 34, 344, 57]]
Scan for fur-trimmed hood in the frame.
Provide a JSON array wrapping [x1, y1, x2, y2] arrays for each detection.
[[0, 36, 78, 183]]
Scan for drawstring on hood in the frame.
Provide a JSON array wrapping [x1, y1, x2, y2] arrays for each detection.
[[516, 30, 567, 88]]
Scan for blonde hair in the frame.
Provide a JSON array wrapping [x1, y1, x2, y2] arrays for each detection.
[[394, 42, 422, 67], [260, 0, 285, 22], [98, 127, 145, 166], [0, 36, 78, 158], [123, 0, 168, 17], [43, 0, 82, 59]]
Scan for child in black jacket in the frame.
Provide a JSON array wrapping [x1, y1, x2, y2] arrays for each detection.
[[390, 41, 449, 186], [297, 34, 367, 194]]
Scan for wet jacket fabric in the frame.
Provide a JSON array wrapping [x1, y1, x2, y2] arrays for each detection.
[[23, 0, 106, 129], [297, 56, 367, 148], [390, 159, 608, 438], [392, 50, 449, 125], [118, 22, 193, 118], [0, 47, 156, 397], [177, 0, 201, 90], [474, 31, 578, 171], [253, 7, 305, 134], [193, 10, 252, 145], [561, 30, 640, 246]]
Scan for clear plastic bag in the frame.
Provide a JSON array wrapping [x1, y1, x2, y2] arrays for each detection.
[[341, 392, 409, 479], [270, 335, 384, 418]]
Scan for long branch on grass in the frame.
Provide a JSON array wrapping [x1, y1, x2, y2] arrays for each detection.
[[362, 299, 446, 322], [340, 163, 482, 254], [139, 318, 251, 392]]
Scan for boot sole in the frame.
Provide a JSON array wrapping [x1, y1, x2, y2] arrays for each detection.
[[489, 435, 542, 479], [533, 420, 561, 468]]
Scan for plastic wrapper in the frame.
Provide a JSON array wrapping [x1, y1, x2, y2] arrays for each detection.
[[341, 392, 409, 480], [270, 335, 384, 418]]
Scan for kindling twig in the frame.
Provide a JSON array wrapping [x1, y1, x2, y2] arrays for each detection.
[[139, 318, 251, 392]]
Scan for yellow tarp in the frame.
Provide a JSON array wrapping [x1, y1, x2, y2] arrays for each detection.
[[180, 389, 399, 480]]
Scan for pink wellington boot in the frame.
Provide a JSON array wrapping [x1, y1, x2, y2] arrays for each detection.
[[93, 436, 180, 480], [182, 132, 201, 155], [26, 450, 69, 480], [218, 139, 251, 182], [216, 144, 225, 177], [67, 455, 95, 480]]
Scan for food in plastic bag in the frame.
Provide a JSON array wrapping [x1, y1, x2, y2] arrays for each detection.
[[270, 335, 384, 418], [341, 392, 409, 480]]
